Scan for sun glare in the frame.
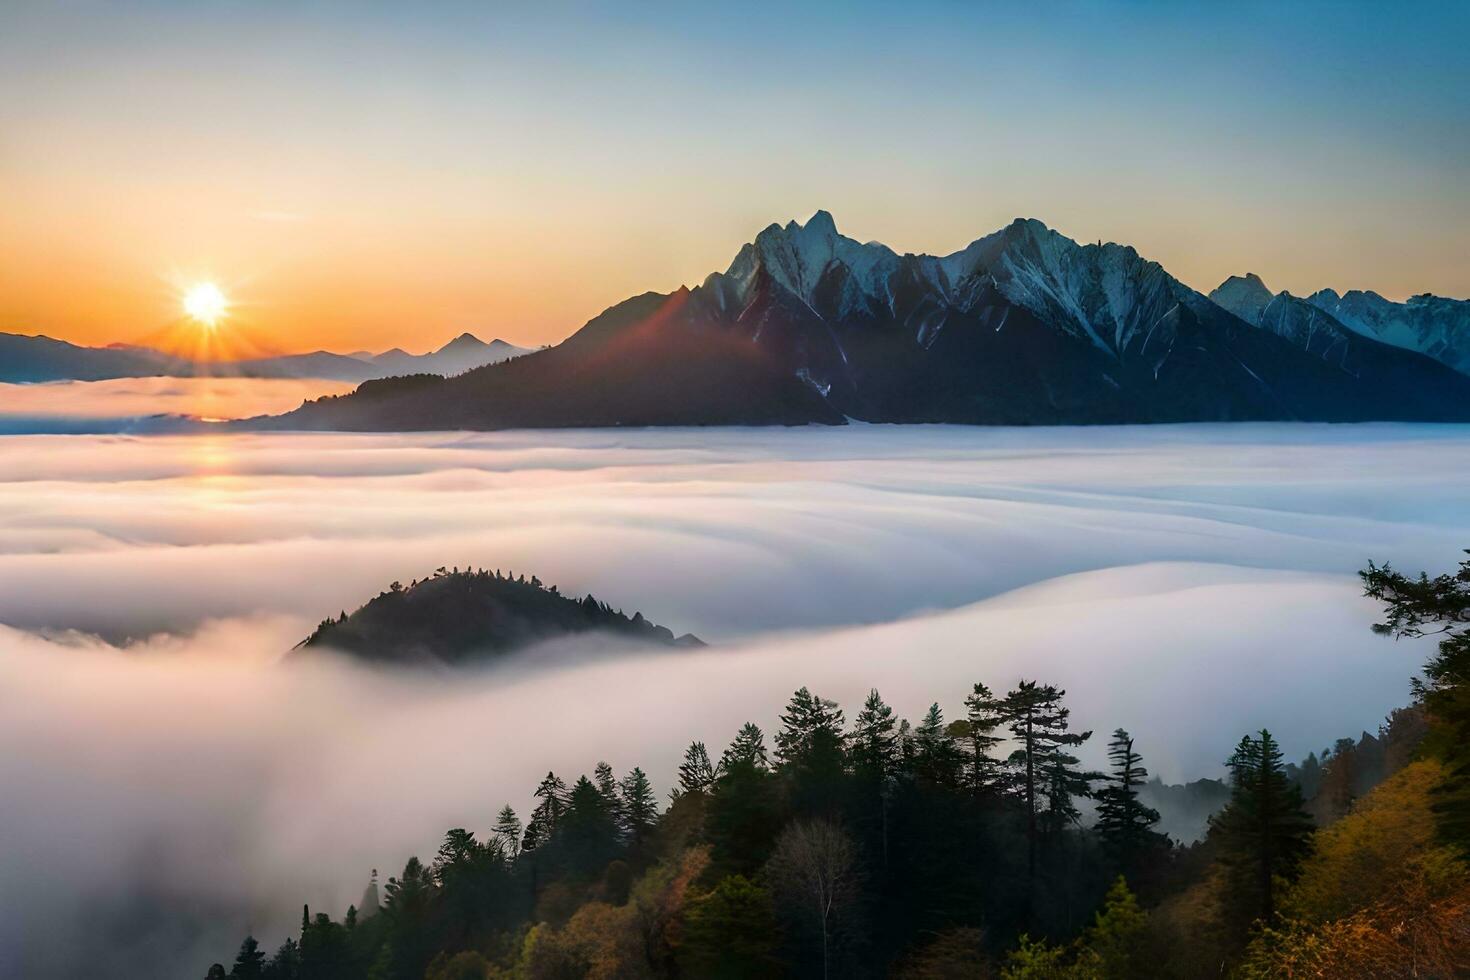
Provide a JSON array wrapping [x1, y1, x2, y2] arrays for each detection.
[[183, 282, 228, 326]]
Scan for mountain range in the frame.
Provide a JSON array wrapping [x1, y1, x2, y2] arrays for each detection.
[[0, 331, 530, 384], [257, 211, 1470, 430]]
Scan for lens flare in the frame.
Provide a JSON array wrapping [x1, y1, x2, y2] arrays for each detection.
[[182, 282, 228, 326]]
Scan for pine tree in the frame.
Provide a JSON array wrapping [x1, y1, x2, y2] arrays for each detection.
[[962, 681, 1008, 796], [849, 689, 900, 871], [775, 687, 847, 815], [1361, 551, 1470, 852], [560, 774, 621, 875], [231, 936, 266, 979], [619, 766, 659, 847], [1094, 728, 1166, 875], [375, 856, 435, 980], [1208, 729, 1314, 928], [676, 741, 720, 797], [848, 689, 898, 778], [1002, 681, 1094, 887], [491, 805, 522, 860], [593, 760, 626, 835], [913, 702, 963, 787], [523, 771, 568, 852], [721, 722, 771, 771], [774, 686, 846, 769]]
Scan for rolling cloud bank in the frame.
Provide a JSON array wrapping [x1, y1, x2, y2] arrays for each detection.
[[0, 423, 1465, 977]]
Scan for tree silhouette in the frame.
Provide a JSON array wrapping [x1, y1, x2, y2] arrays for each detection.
[[676, 741, 719, 797], [962, 681, 1009, 797], [1094, 729, 1166, 877], [1002, 681, 1093, 889], [1208, 729, 1314, 929]]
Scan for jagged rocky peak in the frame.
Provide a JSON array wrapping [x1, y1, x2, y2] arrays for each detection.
[[1210, 273, 1277, 325], [721, 209, 900, 308]]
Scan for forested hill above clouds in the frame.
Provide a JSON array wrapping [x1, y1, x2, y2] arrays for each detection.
[[298, 568, 703, 665], [256, 212, 1470, 431]]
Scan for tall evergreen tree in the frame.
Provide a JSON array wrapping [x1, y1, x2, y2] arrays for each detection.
[[849, 689, 900, 870], [913, 702, 963, 788], [1361, 551, 1470, 852], [231, 936, 266, 980], [774, 687, 846, 768], [848, 688, 899, 778], [775, 686, 847, 814], [522, 771, 568, 852], [593, 760, 626, 835], [1207, 729, 1314, 928], [618, 766, 659, 847], [1002, 681, 1093, 886], [675, 741, 720, 797], [490, 805, 522, 860], [720, 722, 771, 771], [559, 774, 621, 875], [1094, 729, 1166, 875], [371, 857, 435, 980], [962, 681, 1008, 796]]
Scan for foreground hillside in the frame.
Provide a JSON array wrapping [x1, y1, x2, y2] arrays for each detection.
[[300, 569, 702, 664], [206, 551, 1470, 978], [257, 213, 1470, 431]]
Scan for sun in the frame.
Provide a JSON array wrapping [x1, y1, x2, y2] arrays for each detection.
[[183, 282, 228, 326]]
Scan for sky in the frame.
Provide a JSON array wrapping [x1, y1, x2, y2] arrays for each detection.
[[2, 1, 1467, 355]]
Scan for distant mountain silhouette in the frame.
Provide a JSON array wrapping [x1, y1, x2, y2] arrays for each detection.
[[260, 211, 1470, 430], [0, 332, 530, 383], [298, 568, 703, 665]]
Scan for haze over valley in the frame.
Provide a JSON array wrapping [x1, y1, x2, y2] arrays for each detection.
[[1, 423, 1463, 976]]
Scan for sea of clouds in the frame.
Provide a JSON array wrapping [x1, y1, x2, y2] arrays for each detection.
[[1, 422, 1466, 977]]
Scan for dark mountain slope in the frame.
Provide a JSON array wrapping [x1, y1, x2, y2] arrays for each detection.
[[1306, 288, 1470, 376], [255, 213, 1470, 430], [1210, 274, 1470, 418], [299, 568, 702, 665]]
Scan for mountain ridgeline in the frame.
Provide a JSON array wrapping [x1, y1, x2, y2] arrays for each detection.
[[259, 212, 1470, 430], [0, 331, 529, 384], [299, 569, 702, 664]]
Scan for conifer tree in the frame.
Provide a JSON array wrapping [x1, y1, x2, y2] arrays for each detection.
[[848, 689, 899, 778], [593, 760, 625, 834], [1002, 681, 1093, 886], [721, 722, 771, 771], [913, 702, 963, 787], [619, 766, 659, 847], [675, 741, 720, 797], [1361, 550, 1470, 851], [774, 687, 846, 769], [849, 689, 900, 870], [560, 775, 621, 875], [1094, 729, 1166, 874], [962, 681, 1009, 796], [522, 771, 568, 852], [1208, 729, 1314, 928], [374, 856, 435, 980], [491, 805, 522, 860], [231, 936, 265, 979]]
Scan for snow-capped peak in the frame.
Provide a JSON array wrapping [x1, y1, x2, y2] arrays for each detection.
[[1209, 273, 1276, 326]]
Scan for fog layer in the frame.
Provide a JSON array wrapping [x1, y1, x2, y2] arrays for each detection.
[[0, 423, 1465, 977], [0, 377, 352, 432]]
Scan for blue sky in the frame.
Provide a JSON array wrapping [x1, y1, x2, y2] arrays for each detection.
[[3, 0, 1467, 349]]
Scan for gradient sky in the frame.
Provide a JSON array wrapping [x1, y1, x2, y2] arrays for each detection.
[[3, 1, 1467, 354]]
